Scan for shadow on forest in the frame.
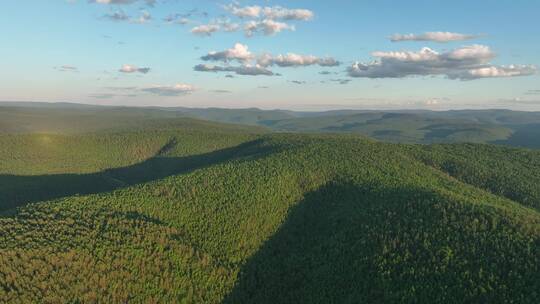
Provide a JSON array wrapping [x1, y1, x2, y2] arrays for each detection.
[[222, 181, 531, 304], [222, 181, 419, 304], [492, 123, 540, 149], [0, 139, 275, 213]]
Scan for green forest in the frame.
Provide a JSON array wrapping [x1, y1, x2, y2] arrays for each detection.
[[0, 105, 539, 303]]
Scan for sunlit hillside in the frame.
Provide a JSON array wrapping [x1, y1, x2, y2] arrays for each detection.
[[1, 119, 538, 303]]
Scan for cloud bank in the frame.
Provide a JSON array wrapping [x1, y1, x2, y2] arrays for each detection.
[[391, 32, 479, 43], [141, 84, 195, 96], [195, 43, 340, 76], [348, 45, 536, 80], [191, 3, 313, 37]]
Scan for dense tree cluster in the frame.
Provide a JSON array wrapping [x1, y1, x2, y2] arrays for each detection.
[[0, 125, 538, 303]]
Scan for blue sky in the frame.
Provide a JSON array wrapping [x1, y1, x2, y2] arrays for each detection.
[[1, 0, 540, 110]]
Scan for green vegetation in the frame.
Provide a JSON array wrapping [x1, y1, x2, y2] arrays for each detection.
[[407, 143, 540, 211], [3, 103, 540, 148], [0, 113, 538, 303]]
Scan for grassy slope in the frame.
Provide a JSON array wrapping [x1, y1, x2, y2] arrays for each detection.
[[0, 124, 539, 303]]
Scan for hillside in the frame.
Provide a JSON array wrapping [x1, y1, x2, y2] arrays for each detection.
[[2, 103, 540, 148], [0, 119, 539, 303]]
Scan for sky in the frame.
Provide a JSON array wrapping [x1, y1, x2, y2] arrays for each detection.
[[1, 0, 540, 111]]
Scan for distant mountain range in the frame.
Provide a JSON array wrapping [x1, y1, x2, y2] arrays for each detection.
[[2, 101, 540, 148]]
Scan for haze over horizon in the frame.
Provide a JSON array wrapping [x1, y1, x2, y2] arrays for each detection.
[[2, 0, 540, 111]]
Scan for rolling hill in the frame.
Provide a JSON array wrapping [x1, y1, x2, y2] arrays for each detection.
[[2, 102, 540, 148], [0, 114, 538, 303]]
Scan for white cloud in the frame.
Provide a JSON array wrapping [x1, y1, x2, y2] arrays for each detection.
[[131, 11, 151, 24], [272, 53, 319, 67], [191, 24, 220, 36], [119, 64, 151, 74], [220, 3, 313, 37], [164, 14, 190, 25], [262, 6, 314, 21], [195, 43, 340, 76], [194, 64, 274, 76], [103, 10, 151, 24], [225, 4, 314, 21], [201, 43, 254, 62], [391, 32, 479, 43], [423, 98, 441, 106], [446, 44, 493, 60], [141, 84, 195, 96], [225, 4, 262, 18], [244, 19, 294, 36], [222, 21, 240, 32], [461, 65, 537, 79], [89, 93, 137, 99], [347, 44, 536, 80], [103, 10, 130, 22], [260, 53, 340, 67]]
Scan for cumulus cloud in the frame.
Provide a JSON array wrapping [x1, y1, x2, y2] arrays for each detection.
[[347, 44, 536, 80], [225, 3, 314, 21], [195, 43, 340, 76], [191, 24, 220, 36], [119, 64, 151, 74], [262, 6, 314, 21], [164, 9, 209, 25], [194, 64, 274, 76], [103, 10, 151, 24], [225, 4, 262, 18], [391, 32, 479, 43], [214, 3, 313, 37], [132, 11, 151, 24], [244, 19, 294, 36], [201, 43, 253, 63], [164, 14, 190, 25], [103, 10, 130, 22], [221, 20, 240, 32], [262, 53, 340, 67], [461, 65, 537, 79], [141, 84, 195, 96]]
